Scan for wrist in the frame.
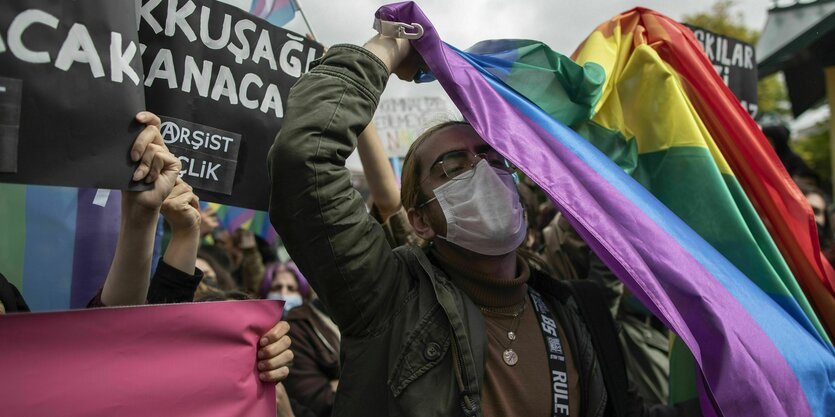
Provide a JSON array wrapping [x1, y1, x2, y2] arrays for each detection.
[[171, 223, 201, 240], [122, 193, 161, 219], [362, 35, 403, 73], [121, 202, 160, 229]]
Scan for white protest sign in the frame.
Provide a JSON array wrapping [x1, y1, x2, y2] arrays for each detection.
[[372, 96, 457, 157]]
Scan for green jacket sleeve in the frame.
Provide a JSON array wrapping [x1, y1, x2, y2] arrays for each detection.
[[268, 45, 408, 337]]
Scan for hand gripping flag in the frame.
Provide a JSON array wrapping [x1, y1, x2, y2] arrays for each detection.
[[376, 3, 835, 417]]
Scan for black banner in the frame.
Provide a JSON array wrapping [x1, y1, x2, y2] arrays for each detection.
[[0, 76, 23, 173], [0, 0, 146, 189], [140, 0, 322, 210], [685, 24, 759, 118], [0, 0, 323, 210]]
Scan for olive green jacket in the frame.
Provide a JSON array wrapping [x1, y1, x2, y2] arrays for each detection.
[[268, 44, 696, 417]]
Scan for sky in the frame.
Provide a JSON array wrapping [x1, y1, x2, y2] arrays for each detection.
[[283, 0, 773, 54], [219, 0, 779, 100], [267, 0, 775, 99], [220, 0, 782, 165]]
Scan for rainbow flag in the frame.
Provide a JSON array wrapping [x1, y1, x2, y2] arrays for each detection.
[[568, 9, 835, 403], [250, 0, 297, 27], [377, 3, 834, 417], [202, 201, 278, 244], [0, 184, 163, 311]]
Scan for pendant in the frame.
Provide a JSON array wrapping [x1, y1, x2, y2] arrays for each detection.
[[507, 331, 516, 341], [502, 348, 518, 366]]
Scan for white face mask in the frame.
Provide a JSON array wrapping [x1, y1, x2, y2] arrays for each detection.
[[267, 292, 304, 312], [431, 159, 527, 256]]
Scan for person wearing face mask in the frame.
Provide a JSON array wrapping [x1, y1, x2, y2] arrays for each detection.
[[283, 287, 341, 417], [261, 261, 308, 313], [256, 260, 341, 417], [268, 34, 700, 417]]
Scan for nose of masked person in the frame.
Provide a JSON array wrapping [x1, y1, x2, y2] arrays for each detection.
[[430, 159, 527, 255]]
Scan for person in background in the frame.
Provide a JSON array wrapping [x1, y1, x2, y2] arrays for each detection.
[[199, 205, 220, 238], [798, 183, 832, 252], [543, 212, 671, 406], [199, 244, 236, 278], [357, 123, 420, 247], [261, 261, 308, 313], [214, 228, 266, 296], [194, 248, 238, 300], [283, 282, 341, 417]]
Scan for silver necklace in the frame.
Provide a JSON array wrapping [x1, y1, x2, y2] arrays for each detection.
[[481, 301, 527, 366]]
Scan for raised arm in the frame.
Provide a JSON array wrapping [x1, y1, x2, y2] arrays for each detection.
[[357, 123, 401, 220], [160, 178, 201, 275], [267, 36, 417, 336], [101, 112, 180, 306], [144, 178, 205, 304]]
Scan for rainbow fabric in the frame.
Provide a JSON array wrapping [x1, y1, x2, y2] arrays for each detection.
[[569, 9, 835, 402], [250, 0, 297, 27], [202, 201, 278, 244], [378, 3, 834, 417], [0, 184, 162, 311]]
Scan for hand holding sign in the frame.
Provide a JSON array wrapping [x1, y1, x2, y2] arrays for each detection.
[[258, 320, 294, 383], [124, 112, 182, 213]]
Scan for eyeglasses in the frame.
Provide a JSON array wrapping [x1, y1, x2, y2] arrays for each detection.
[[417, 150, 515, 208]]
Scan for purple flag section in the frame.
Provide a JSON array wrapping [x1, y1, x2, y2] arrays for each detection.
[[70, 189, 122, 308], [0, 300, 282, 416]]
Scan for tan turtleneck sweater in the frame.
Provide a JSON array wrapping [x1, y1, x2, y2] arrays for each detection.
[[434, 251, 580, 417]]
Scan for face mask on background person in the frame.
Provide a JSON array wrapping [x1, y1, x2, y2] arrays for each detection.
[[282, 293, 304, 311], [430, 159, 527, 256], [268, 292, 304, 312]]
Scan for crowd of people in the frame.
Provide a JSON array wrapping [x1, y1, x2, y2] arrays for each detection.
[[0, 27, 828, 417]]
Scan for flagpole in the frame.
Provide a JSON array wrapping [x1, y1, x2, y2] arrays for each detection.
[[291, 0, 318, 41]]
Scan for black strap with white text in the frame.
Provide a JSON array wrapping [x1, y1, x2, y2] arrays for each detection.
[[529, 287, 570, 417]]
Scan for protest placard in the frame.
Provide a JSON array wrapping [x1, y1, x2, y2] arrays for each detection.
[[0, 0, 323, 210], [686, 24, 759, 118], [372, 96, 457, 157], [0, 0, 146, 189], [140, 0, 323, 209]]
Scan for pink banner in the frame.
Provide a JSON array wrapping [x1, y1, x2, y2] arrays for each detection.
[[0, 300, 282, 416]]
